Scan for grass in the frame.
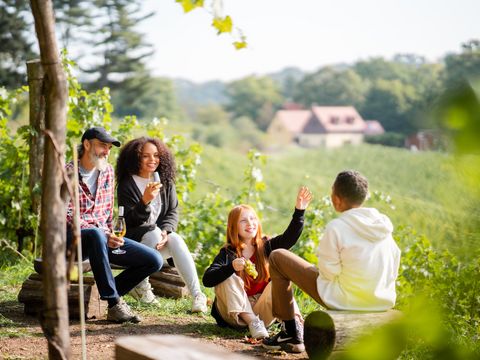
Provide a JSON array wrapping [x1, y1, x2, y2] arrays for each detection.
[[192, 143, 479, 260]]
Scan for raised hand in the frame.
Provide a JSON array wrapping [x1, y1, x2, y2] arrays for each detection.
[[296, 186, 313, 210]]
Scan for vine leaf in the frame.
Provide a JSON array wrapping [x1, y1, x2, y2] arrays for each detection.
[[212, 15, 232, 34], [176, 0, 204, 13]]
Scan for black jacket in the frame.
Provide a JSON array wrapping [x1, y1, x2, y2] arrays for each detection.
[[117, 175, 179, 241], [202, 208, 305, 288]]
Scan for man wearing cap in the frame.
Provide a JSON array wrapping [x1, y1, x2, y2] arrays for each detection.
[[66, 126, 163, 323]]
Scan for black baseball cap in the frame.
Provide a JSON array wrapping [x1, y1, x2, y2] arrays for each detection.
[[81, 126, 121, 147]]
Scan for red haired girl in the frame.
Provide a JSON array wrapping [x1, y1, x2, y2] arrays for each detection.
[[203, 187, 312, 339]]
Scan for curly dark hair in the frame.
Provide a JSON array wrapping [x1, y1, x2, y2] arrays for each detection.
[[116, 137, 176, 188], [333, 170, 368, 206]]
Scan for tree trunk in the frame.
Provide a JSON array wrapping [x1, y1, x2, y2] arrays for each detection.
[[27, 59, 46, 214], [29, 1, 70, 359]]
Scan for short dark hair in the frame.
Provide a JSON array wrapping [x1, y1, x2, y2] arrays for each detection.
[[333, 170, 368, 205]]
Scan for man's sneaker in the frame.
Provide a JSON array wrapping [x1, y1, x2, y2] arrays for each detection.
[[130, 278, 159, 304], [262, 322, 305, 353], [191, 293, 208, 313], [248, 316, 269, 339], [107, 299, 142, 323]]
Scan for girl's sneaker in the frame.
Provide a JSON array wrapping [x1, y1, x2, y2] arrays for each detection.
[[248, 316, 269, 339], [191, 293, 208, 313]]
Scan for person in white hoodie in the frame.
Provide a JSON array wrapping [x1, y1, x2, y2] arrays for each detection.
[[262, 170, 401, 353]]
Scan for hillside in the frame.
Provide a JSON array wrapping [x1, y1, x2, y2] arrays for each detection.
[[191, 144, 476, 259]]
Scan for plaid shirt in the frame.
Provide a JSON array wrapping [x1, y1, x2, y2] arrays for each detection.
[[66, 161, 114, 233]]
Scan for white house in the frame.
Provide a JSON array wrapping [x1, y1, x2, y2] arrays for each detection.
[[267, 106, 372, 148]]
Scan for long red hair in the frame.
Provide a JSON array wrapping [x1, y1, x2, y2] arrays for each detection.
[[225, 205, 269, 289]]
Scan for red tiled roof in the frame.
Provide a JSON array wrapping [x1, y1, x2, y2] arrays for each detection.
[[311, 106, 366, 133], [364, 120, 385, 135], [275, 110, 312, 133]]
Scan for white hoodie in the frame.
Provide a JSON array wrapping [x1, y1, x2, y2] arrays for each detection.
[[316, 207, 401, 311]]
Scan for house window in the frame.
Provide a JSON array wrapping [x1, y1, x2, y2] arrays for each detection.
[[346, 116, 355, 124], [330, 116, 339, 124]]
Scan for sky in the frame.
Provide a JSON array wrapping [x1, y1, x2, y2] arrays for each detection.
[[138, 0, 479, 83]]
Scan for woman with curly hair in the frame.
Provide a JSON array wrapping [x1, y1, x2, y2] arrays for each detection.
[[202, 187, 312, 339], [116, 137, 207, 313]]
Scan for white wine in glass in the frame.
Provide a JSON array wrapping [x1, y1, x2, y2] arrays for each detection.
[[112, 206, 126, 255], [149, 171, 161, 186]]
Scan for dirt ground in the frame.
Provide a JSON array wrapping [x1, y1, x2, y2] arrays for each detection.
[[0, 300, 308, 360]]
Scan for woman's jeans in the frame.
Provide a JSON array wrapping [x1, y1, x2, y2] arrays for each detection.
[[67, 227, 163, 301]]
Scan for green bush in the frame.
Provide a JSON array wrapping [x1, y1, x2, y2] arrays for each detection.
[[365, 132, 405, 147]]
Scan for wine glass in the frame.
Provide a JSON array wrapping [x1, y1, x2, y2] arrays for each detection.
[[112, 207, 126, 255], [149, 171, 161, 186]]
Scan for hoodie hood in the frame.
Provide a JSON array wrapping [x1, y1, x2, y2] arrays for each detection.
[[338, 207, 393, 242]]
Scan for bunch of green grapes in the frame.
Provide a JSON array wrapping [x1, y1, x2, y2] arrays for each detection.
[[245, 259, 258, 279]]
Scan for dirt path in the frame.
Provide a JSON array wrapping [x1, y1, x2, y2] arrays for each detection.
[[0, 300, 308, 360]]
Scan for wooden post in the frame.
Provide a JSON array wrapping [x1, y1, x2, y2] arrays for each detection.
[[29, 0, 70, 359], [27, 59, 46, 214]]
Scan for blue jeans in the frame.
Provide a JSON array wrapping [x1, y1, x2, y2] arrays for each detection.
[[68, 227, 163, 301]]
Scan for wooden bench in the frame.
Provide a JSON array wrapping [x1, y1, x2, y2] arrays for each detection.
[[17, 272, 106, 320], [18, 259, 188, 319], [116, 335, 253, 360], [149, 265, 188, 299], [109, 262, 188, 299]]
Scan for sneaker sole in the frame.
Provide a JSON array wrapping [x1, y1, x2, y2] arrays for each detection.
[[262, 342, 304, 353], [107, 317, 141, 324], [287, 342, 305, 353], [262, 343, 281, 350]]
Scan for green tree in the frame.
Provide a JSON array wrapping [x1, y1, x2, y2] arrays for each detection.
[[354, 56, 417, 83], [85, 0, 154, 114], [362, 79, 418, 134], [443, 39, 480, 90], [195, 104, 230, 126], [225, 75, 283, 131], [293, 67, 368, 109], [353, 55, 443, 133], [0, 0, 37, 88], [112, 76, 181, 120], [53, 0, 92, 49]]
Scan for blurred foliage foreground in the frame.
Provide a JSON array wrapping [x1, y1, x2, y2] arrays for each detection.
[[0, 65, 479, 359]]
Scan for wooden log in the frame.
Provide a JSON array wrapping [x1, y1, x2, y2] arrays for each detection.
[[17, 273, 106, 319], [148, 265, 188, 299], [34, 257, 91, 274], [149, 265, 185, 286], [115, 334, 253, 360], [149, 277, 189, 299], [304, 309, 402, 359], [327, 309, 402, 349], [112, 263, 188, 299]]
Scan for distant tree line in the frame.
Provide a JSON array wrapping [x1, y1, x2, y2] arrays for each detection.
[[188, 41, 480, 149]]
